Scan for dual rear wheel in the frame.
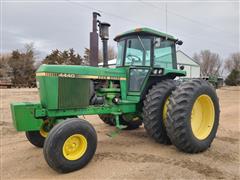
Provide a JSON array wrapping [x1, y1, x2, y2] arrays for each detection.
[[143, 79, 220, 153]]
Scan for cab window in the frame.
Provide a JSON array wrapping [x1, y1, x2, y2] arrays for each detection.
[[154, 39, 175, 68], [125, 37, 151, 66]]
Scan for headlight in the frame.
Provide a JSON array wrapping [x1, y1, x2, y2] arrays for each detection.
[[153, 69, 158, 74], [158, 69, 163, 74]]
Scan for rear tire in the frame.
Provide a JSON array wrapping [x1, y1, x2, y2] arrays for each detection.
[[43, 118, 97, 173], [166, 79, 220, 153], [143, 80, 178, 144]]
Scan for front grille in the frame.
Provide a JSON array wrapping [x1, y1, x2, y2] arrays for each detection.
[[58, 78, 90, 109]]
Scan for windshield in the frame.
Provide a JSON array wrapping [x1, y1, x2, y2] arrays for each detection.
[[116, 36, 151, 66]]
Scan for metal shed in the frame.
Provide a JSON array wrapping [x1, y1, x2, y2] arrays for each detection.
[[176, 50, 200, 78]]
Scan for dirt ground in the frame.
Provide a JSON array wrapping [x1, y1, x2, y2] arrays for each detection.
[[0, 87, 239, 179]]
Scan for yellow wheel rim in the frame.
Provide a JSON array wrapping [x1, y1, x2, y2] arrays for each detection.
[[191, 95, 215, 140], [163, 97, 170, 125], [63, 134, 88, 161], [39, 122, 49, 138], [39, 127, 48, 138]]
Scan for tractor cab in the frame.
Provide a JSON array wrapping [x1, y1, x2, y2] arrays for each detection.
[[114, 28, 180, 68], [114, 28, 184, 92]]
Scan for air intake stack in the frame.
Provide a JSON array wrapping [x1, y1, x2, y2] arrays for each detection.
[[99, 22, 111, 67]]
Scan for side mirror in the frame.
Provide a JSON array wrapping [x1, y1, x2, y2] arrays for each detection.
[[176, 40, 183, 45], [154, 37, 161, 48]]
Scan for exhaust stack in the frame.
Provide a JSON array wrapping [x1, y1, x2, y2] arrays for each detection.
[[89, 12, 100, 66]]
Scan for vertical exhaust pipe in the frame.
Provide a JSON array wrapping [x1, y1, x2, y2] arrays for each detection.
[[89, 12, 100, 66], [99, 22, 111, 67]]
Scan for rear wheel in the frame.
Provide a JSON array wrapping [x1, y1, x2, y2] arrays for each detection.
[[166, 79, 220, 153], [43, 118, 97, 173], [143, 80, 178, 144]]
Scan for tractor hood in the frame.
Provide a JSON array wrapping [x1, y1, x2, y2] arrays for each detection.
[[36, 64, 127, 81]]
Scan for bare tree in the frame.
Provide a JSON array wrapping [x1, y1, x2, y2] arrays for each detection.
[[98, 45, 117, 63], [224, 52, 240, 73], [0, 53, 12, 80], [193, 50, 223, 76], [83, 48, 90, 65], [8, 43, 36, 87]]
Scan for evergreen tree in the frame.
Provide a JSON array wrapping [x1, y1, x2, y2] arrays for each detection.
[[225, 69, 240, 86], [42, 49, 83, 65]]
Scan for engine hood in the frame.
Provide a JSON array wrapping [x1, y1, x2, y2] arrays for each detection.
[[36, 64, 127, 80]]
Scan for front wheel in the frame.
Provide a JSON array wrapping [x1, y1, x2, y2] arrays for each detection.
[[99, 114, 142, 130], [43, 118, 97, 173], [26, 130, 46, 148], [25, 121, 49, 148], [166, 79, 220, 153]]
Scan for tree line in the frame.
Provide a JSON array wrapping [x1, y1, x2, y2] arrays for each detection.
[[0, 43, 239, 87], [194, 50, 240, 85], [0, 44, 117, 87]]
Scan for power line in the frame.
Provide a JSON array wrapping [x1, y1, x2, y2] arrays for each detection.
[[66, 0, 237, 49], [139, 0, 235, 48], [66, 0, 148, 26], [139, 0, 237, 37]]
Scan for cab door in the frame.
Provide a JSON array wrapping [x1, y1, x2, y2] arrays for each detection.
[[124, 37, 152, 94]]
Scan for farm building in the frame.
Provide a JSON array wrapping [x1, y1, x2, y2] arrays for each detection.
[[99, 50, 201, 78], [176, 50, 200, 78]]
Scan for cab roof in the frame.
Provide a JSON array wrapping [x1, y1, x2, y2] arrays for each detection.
[[114, 27, 177, 41]]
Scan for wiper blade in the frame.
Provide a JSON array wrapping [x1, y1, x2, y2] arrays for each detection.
[[137, 35, 146, 52]]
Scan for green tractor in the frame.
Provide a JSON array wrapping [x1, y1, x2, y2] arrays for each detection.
[[11, 27, 220, 173]]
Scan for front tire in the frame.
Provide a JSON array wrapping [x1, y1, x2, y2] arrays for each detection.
[[43, 118, 97, 173], [26, 131, 46, 148], [99, 114, 115, 126], [99, 114, 141, 130], [166, 79, 220, 153], [25, 121, 49, 148]]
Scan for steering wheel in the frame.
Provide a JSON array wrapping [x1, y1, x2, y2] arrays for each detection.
[[127, 55, 141, 65]]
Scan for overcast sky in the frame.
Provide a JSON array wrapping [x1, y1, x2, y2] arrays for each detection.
[[1, 0, 239, 61]]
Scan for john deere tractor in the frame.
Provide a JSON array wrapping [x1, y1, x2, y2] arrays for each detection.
[[11, 27, 220, 173]]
